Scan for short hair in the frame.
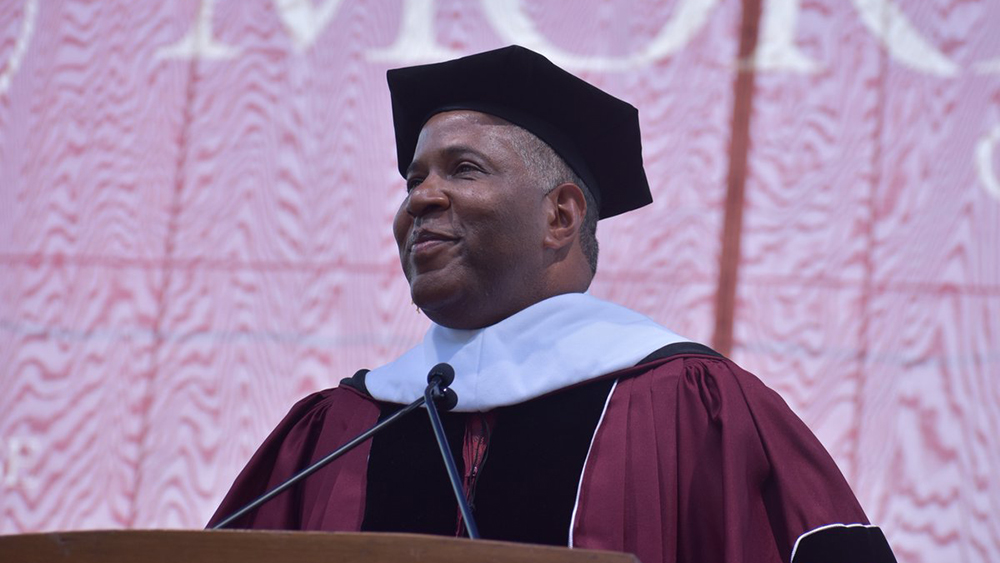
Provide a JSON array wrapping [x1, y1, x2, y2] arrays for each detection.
[[505, 126, 600, 275]]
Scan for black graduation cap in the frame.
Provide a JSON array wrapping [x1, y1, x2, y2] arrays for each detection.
[[386, 45, 652, 219]]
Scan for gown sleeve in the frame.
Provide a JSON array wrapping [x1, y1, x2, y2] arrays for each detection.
[[206, 385, 381, 531], [571, 354, 896, 563]]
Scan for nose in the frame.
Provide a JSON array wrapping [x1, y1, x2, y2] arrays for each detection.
[[406, 174, 450, 218]]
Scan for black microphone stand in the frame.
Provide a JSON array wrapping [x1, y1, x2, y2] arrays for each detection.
[[423, 363, 480, 539]]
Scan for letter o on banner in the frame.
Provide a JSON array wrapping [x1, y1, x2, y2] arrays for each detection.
[[975, 125, 1000, 202], [482, 0, 719, 71]]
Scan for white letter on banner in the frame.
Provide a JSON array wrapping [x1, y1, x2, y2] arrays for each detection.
[[481, 0, 718, 71], [974, 57, 1000, 75], [751, 0, 820, 72], [156, 0, 241, 60], [2, 437, 39, 491], [275, 0, 348, 52], [0, 0, 38, 96], [975, 125, 1000, 202], [366, 0, 461, 63], [850, 0, 958, 76]]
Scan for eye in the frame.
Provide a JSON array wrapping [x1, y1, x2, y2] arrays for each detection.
[[454, 162, 482, 176], [405, 176, 423, 192]]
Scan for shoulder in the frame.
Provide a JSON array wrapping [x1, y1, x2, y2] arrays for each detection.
[[264, 371, 382, 446], [287, 369, 376, 410], [619, 342, 793, 420], [594, 344, 880, 561], [207, 371, 382, 529]]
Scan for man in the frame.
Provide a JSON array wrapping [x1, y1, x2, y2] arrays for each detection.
[[209, 46, 896, 563]]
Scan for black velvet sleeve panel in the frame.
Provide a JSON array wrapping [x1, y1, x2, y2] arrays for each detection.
[[471, 377, 616, 545], [792, 524, 897, 563], [339, 369, 371, 396], [361, 402, 467, 535], [638, 341, 724, 365]]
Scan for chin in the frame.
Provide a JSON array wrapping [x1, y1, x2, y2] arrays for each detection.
[[410, 279, 459, 314], [411, 285, 488, 329]]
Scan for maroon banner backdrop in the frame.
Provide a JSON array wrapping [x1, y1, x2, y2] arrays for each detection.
[[1, 1, 998, 561]]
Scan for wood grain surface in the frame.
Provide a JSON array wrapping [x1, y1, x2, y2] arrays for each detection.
[[0, 530, 639, 563]]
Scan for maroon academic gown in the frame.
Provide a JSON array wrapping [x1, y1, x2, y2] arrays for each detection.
[[209, 352, 894, 563]]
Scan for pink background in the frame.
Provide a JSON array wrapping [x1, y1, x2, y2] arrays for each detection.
[[1, 1, 998, 561]]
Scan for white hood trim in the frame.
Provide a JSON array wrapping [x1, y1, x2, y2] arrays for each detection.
[[365, 293, 689, 412]]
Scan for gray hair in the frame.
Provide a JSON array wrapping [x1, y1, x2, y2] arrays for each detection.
[[505, 126, 599, 275]]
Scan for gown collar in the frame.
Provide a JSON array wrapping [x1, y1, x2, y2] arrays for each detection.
[[365, 293, 689, 412]]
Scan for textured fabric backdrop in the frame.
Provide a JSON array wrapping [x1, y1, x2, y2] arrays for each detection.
[[1, 1, 997, 561]]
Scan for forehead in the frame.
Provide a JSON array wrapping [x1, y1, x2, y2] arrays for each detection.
[[413, 110, 520, 158]]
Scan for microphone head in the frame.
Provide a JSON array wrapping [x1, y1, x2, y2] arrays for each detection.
[[434, 387, 459, 411], [427, 362, 455, 387]]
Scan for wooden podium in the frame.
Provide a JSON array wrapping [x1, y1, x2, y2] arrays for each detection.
[[0, 530, 639, 562]]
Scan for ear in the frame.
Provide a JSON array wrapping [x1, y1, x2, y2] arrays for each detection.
[[542, 182, 587, 251]]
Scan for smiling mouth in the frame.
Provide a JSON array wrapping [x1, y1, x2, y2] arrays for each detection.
[[408, 231, 459, 258], [412, 238, 454, 254]]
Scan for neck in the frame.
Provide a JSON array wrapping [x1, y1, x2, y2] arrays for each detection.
[[420, 261, 593, 329], [425, 286, 585, 330]]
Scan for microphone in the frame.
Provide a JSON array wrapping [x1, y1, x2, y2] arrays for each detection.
[[422, 362, 480, 539], [427, 362, 458, 410], [211, 363, 463, 531]]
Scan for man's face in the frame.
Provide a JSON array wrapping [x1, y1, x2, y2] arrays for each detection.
[[392, 111, 549, 329]]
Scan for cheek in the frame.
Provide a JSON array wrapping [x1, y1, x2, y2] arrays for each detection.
[[392, 202, 411, 250]]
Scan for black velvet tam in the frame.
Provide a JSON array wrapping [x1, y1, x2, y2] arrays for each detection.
[[386, 45, 653, 220]]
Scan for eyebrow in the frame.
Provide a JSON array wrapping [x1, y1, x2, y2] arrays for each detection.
[[405, 144, 491, 178]]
